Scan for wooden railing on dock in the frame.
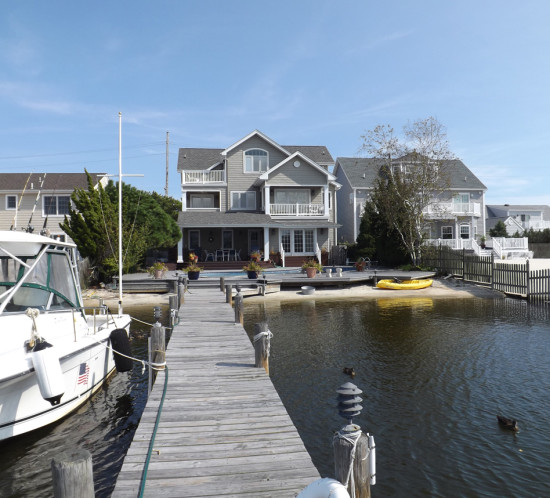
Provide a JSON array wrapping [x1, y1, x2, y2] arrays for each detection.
[[112, 287, 319, 497]]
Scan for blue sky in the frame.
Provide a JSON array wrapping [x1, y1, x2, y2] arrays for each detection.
[[1, 1, 549, 205]]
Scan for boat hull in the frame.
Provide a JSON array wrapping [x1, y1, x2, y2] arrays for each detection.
[[0, 313, 131, 441], [376, 279, 433, 290]]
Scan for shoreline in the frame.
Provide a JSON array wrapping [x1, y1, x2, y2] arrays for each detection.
[[83, 277, 504, 308]]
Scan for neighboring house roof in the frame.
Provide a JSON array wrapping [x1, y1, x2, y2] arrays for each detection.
[[177, 211, 339, 228], [486, 216, 524, 235], [486, 204, 550, 219], [334, 157, 487, 191], [0, 172, 107, 191]]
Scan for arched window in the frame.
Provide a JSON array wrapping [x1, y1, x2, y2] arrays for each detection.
[[244, 149, 268, 173]]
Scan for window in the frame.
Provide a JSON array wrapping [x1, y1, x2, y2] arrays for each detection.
[[231, 191, 256, 210], [281, 229, 314, 253], [43, 196, 71, 216], [274, 189, 310, 204], [6, 195, 16, 210], [189, 193, 215, 208], [460, 224, 470, 239], [244, 149, 268, 173], [441, 226, 453, 239]]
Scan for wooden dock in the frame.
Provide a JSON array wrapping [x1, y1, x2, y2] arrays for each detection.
[[112, 287, 320, 497]]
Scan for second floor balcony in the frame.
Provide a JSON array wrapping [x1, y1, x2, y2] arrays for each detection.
[[183, 170, 225, 184], [269, 203, 326, 216], [424, 201, 482, 218]]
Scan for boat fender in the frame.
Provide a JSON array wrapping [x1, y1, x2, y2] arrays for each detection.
[[297, 478, 351, 498], [31, 341, 65, 406], [110, 329, 132, 372]]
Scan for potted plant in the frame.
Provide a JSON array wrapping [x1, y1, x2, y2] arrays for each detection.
[[243, 260, 263, 279], [480, 235, 486, 249], [184, 262, 203, 280], [148, 261, 168, 279], [188, 251, 199, 263], [250, 250, 262, 262], [302, 259, 322, 278], [355, 258, 366, 272]]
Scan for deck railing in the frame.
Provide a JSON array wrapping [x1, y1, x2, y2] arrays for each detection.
[[424, 201, 482, 217], [270, 203, 325, 216], [183, 170, 225, 184]]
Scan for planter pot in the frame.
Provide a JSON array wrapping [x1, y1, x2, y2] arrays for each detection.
[[306, 267, 317, 278], [247, 270, 260, 279], [355, 264, 365, 272], [187, 271, 200, 280], [154, 269, 165, 279]]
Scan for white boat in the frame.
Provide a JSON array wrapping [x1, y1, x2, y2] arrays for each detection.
[[0, 230, 131, 441]]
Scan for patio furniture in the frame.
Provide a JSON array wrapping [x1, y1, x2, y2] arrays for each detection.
[[203, 250, 215, 262]]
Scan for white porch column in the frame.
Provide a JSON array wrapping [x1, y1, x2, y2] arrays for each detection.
[[324, 185, 329, 217], [177, 231, 184, 263], [181, 191, 187, 211], [263, 226, 270, 261], [265, 185, 271, 215]]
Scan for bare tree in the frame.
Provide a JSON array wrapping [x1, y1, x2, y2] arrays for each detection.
[[360, 117, 454, 266]]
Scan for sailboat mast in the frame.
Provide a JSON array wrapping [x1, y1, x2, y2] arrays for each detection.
[[118, 112, 123, 315]]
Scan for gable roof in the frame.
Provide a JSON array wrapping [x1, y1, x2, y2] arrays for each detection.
[[258, 151, 336, 182], [177, 131, 334, 172], [221, 130, 290, 157], [334, 157, 487, 191], [0, 172, 108, 192]]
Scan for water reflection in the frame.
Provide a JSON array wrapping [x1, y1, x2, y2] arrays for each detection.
[[0, 304, 169, 498], [244, 297, 550, 497]]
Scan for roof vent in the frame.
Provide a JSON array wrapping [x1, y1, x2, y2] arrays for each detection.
[[362, 173, 366, 178]]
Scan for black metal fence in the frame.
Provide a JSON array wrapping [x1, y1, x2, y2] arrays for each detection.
[[422, 245, 550, 304]]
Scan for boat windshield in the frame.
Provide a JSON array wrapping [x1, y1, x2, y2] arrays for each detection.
[[0, 249, 80, 313]]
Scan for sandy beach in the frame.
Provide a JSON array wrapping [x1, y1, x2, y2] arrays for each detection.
[[82, 277, 504, 309]]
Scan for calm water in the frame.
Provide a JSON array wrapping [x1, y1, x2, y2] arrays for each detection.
[[243, 296, 550, 497], [0, 305, 169, 498]]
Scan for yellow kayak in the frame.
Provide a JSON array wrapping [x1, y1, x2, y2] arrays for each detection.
[[376, 279, 433, 290]]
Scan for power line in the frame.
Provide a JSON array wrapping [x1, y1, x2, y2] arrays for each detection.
[[0, 141, 166, 161]]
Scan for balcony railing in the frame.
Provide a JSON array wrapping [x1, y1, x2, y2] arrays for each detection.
[[524, 220, 550, 230], [270, 203, 326, 216], [424, 201, 482, 217], [183, 170, 225, 184]]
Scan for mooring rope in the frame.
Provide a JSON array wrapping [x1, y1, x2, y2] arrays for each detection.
[[333, 428, 363, 498], [253, 329, 273, 357]]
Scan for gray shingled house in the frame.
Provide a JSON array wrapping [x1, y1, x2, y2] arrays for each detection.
[[486, 204, 550, 235], [176, 130, 340, 265], [333, 156, 487, 245], [0, 172, 108, 241]]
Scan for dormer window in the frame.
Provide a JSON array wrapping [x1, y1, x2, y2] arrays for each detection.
[[244, 149, 268, 173]]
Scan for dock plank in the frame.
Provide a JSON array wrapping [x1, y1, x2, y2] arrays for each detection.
[[112, 288, 319, 497]]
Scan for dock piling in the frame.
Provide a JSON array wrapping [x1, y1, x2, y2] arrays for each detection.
[[51, 449, 94, 498], [253, 321, 271, 375]]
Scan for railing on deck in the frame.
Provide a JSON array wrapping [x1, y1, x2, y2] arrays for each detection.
[[183, 170, 225, 184], [270, 203, 325, 216]]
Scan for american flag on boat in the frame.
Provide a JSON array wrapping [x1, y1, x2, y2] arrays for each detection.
[[77, 362, 89, 386]]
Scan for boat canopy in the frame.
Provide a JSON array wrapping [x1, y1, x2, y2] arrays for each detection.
[[0, 234, 80, 314]]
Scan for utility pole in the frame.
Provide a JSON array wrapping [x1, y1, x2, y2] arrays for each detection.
[[165, 131, 169, 196]]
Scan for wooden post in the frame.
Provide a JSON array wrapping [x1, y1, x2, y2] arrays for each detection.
[[151, 322, 166, 371], [51, 449, 95, 498], [225, 284, 233, 305], [333, 425, 371, 498], [234, 288, 244, 325], [220, 277, 225, 292], [253, 321, 271, 375]]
